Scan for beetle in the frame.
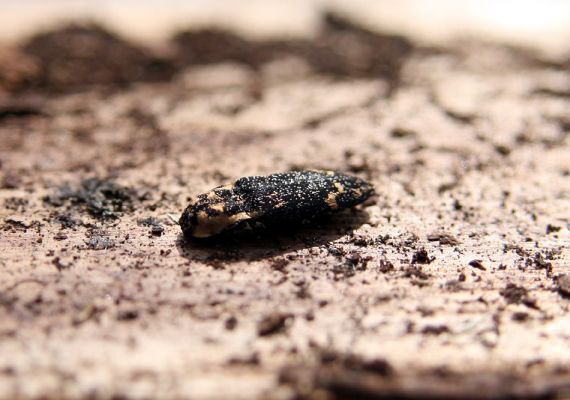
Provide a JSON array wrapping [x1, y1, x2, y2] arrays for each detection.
[[179, 170, 374, 238]]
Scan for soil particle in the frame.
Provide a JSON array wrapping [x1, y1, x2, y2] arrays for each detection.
[[532, 252, 553, 275], [546, 224, 561, 234], [377, 259, 395, 273], [468, 259, 487, 271], [227, 352, 260, 366], [3, 216, 33, 230], [402, 265, 431, 280], [44, 178, 138, 220], [512, 312, 530, 322], [421, 325, 451, 335], [270, 258, 290, 272], [52, 257, 72, 271], [556, 274, 570, 298], [116, 308, 139, 321], [138, 217, 165, 237], [500, 283, 539, 309], [411, 248, 434, 264], [427, 231, 460, 246], [3, 197, 28, 212], [53, 212, 81, 229], [53, 232, 68, 241], [225, 316, 238, 331], [257, 313, 293, 337], [344, 252, 371, 271]]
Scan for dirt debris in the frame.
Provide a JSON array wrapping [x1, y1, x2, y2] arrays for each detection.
[[257, 313, 294, 337], [556, 274, 570, 298], [43, 177, 139, 220]]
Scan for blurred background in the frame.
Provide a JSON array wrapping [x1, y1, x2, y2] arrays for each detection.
[[2, 0, 570, 59]]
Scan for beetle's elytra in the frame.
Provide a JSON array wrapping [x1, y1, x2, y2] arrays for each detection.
[[179, 170, 374, 238]]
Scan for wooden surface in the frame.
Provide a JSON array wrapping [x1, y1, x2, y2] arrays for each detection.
[[1, 15, 569, 399]]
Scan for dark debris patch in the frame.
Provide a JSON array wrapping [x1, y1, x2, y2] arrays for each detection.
[[555, 274, 570, 298], [257, 313, 294, 337], [3, 197, 29, 212], [22, 24, 174, 91], [500, 283, 539, 309], [138, 217, 165, 237], [173, 11, 413, 88], [427, 231, 459, 246], [116, 308, 139, 321], [44, 178, 139, 221], [402, 265, 431, 280], [52, 257, 73, 271], [546, 224, 561, 234], [411, 248, 434, 264], [468, 259, 486, 271], [53, 212, 81, 229], [319, 351, 393, 377], [421, 324, 451, 335], [0, 96, 46, 120], [279, 365, 570, 400]]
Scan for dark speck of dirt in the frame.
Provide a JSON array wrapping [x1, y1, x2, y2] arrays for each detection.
[[52, 257, 72, 271], [270, 258, 290, 272], [225, 316, 238, 331], [319, 351, 393, 376], [532, 252, 553, 275], [138, 217, 164, 236], [344, 252, 371, 271], [116, 309, 139, 321], [227, 352, 260, 366], [421, 325, 450, 335], [391, 127, 416, 138], [44, 178, 138, 220], [427, 231, 459, 246], [546, 224, 561, 234], [494, 144, 511, 156], [468, 259, 486, 271], [257, 313, 293, 337], [411, 248, 434, 264], [402, 265, 430, 280], [556, 274, 570, 298], [512, 312, 529, 322], [53, 212, 81, 229], [500, 283, 538, 309], [377, 259, 395, 273], [4, 197, 29, 212], [54, 232, 68, 241]]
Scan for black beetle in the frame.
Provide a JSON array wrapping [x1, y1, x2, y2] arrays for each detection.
[[179, 170, 374, 238]]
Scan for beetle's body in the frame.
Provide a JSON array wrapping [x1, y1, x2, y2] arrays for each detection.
[[179, 170, 374, 238]]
